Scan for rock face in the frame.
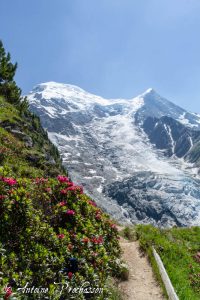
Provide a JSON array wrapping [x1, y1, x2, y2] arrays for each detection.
[[142, 116, 200, 158], [27, 82, 200, 227]]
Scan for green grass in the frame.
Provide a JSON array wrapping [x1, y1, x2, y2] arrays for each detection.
[[106, 278, 123, 300], [0, 96, 65, 177], [0, 96, 22, 122], [119, 225, 137, 241], [136, 225, 200, 300]]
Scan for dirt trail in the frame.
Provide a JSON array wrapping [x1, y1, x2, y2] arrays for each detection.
[[118, 236, 165, 300]]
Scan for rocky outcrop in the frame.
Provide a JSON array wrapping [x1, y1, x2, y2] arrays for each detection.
[[142, 116, 200, 158]]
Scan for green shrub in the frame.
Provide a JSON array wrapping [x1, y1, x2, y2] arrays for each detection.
[[117, 263, 129, 281], [0, 171, 122, 299], [123, 226, 137, 241], [106, 278, 123, 300]]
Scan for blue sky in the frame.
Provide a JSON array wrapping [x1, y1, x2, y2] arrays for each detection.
[[1, 0, 200, 112]]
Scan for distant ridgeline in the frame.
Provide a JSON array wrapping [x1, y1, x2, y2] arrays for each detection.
[[0, 41, 122, 299]]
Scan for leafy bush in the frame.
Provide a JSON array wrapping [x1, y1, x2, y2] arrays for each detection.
[[115, 260, 129, 281], [106, 278, 123, 300], [122, 226, 137, 241], [0, 169, 121, 299]]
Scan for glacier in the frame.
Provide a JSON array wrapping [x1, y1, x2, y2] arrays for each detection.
[[27, 82, 200, 227]]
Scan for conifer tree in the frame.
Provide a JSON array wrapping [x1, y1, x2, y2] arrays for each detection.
[[0, 40, 21, 104]]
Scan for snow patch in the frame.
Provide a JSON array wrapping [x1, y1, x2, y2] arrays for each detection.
[[89, 169, 96, 174], [178, 112, 198, 128], [97, 185, 103, 193], [44, 106, 57, 115], [163, 124, 176, 154]]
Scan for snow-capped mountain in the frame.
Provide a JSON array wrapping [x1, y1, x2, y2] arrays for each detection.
[[27, 82, 200, 227]]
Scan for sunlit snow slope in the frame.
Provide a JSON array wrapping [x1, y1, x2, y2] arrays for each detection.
[[28, 82, 200, 227]]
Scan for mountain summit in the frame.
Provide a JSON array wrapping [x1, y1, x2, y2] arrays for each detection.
[[27, 82, 200, 227]]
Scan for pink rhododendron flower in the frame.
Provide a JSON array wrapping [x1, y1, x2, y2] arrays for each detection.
[[57, 175, 70, 183], [59, 201, 67, 206], [88, 200, 97, 207], [66, 185, 83, 194], [60, 189, 67, 194], [98, 236, 103, 243], [66, 186, 76, 192], [57, 234, 65, 239], [60, 182, 83, 194], [35, 177, 48, 184], [91, 236, 103, 244], [110, 223, 117, 229], [78, 186, 83, 194], [68, 272, 73, 280], [3, 177, 17, 186], [95, 213, 101, 220], [45, 187, 52, 193], [66, 209, 75, 216], [82, 237, 90, 243], [4, 286, 12, 299]]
